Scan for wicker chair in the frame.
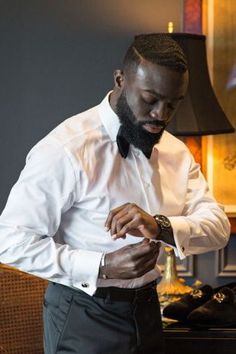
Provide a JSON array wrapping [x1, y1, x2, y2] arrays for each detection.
[[0, 265, 47, 354]]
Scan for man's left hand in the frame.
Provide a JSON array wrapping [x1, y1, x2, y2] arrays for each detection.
[[105, 203, 159, 240]]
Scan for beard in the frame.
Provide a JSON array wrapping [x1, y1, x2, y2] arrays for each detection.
[[115, 92, 165, 154]]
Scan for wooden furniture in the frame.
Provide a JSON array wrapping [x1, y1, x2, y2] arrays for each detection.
[[0, 265, 47, 354], [164, 324, 236, 354], [2, 264, 236, 354]]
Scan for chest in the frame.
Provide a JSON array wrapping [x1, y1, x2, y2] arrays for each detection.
[[75, 148, 188, 216]]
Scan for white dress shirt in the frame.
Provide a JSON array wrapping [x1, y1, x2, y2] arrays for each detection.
[[0, 93, 230, 295]]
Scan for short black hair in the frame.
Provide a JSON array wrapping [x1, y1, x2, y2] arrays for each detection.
[[123, 33, 188, 74]]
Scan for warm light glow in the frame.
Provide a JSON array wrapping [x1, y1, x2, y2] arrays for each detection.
[[168, 21, 174, 33], [206, 135, 214, 193]]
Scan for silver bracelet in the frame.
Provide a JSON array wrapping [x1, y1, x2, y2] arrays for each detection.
[[100, 253, 107, 280]]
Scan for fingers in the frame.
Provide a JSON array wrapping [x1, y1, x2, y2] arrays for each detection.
[[105, 203, 130, 235], [105, 203, 146, 239], [105, 203, 130, 231], [104, 240, 161, 279], [126, 239, 160, 259], [130, 242, 161, 276], [110, 213, 132, 239]]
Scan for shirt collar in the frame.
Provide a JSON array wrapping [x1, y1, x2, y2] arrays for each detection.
[[98, 91, 120, 142]]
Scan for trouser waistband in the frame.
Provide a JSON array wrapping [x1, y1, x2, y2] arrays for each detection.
[[93, 280, 157, 302], [49, 280, 158, 303]]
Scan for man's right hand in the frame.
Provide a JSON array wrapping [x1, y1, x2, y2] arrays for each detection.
[[99, 239, 160, 279]]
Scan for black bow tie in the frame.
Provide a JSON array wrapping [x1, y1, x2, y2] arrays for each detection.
[[116, 126, 152, 159]]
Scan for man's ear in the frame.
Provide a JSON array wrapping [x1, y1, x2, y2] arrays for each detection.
[[113, 69, 124, 88]]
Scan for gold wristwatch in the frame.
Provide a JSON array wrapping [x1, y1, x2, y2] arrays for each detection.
[[153, 214, 172, 236]]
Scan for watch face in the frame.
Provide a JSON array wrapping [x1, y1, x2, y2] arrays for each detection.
[[155, 215, 171, 229]]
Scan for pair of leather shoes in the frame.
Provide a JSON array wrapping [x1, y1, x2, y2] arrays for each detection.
[[188, 286, 236, 328], [163, 283, 236, 328], [163, 285, 213, 322]]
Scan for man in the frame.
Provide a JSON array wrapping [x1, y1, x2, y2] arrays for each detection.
[[0, 34, 230, 354]]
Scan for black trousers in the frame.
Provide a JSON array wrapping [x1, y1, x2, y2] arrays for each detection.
[[43, 281, 165, 354]]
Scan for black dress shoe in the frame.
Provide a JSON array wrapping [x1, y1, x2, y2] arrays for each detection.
[[214, 282, 236, 293], [187, 287, 236, 328], [163, 285, 214, 322]]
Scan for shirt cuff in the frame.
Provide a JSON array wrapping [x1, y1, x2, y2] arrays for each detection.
[[168, 216, 190, 260], [71, 249, 103, 295]]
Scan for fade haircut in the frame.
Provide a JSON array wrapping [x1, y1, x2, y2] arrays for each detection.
[[123, 33, 188, 74]]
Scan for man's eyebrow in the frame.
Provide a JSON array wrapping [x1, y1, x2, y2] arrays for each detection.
[[142, 89, 184, 101]]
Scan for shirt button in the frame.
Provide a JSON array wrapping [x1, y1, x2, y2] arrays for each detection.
[[81, 282, 89, 288]]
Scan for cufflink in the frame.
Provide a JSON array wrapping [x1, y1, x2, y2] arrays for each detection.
[[81, 282, 89, 288]]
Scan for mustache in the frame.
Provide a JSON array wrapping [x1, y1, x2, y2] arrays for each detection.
[[137, 120, 166, 128]]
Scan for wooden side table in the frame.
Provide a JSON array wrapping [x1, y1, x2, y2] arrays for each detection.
[[164, 325, 236, 354]]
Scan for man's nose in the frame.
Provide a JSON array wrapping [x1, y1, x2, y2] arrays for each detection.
[[149, 102, 167, 121]]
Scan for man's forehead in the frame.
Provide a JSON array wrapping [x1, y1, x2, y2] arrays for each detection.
[[125, 60, 188, 99], [134, 60, 181, 80], [135, 61, 158, 79]]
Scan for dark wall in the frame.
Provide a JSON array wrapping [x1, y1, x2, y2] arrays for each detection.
[[1, 0, 234, 288], [0, 0, 182, 211]]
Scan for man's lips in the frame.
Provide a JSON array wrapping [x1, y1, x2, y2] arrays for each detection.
[[142, 123, 163, 134]]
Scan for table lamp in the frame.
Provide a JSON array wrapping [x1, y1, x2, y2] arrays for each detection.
[[166, 33, 235, 136]]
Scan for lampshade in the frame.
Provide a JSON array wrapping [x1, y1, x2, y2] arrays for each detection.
[[166, 33, 235, 136]]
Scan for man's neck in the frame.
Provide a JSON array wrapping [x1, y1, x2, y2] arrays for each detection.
[[109, 89, 119, 114]]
